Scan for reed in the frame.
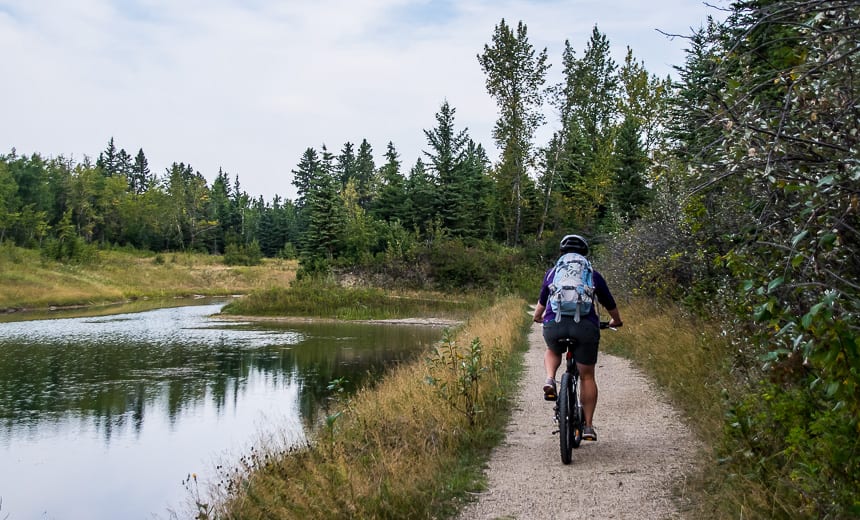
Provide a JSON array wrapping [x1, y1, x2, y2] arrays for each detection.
[[201, 297, 531, 519]]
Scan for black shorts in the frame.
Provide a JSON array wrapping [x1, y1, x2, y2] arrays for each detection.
[[542, 318, 600, 365]]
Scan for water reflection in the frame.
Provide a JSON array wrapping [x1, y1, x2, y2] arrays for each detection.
[[0, 302, 441, 519]]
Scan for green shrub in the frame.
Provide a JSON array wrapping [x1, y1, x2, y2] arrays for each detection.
[[223, 240, 263, 266], [40, 235, 97, 264], [724, 380, 860, 518], [427, 239, 526, 292], [295, 256, 332, 281], [0, 241, 28, 264], [279, 242, 298, 260]]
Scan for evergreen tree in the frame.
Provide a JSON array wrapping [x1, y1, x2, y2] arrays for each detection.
[[0, 159, 18, 243], [354, 139, 376, 209], [130, 148, 151, 194], [478, 19, 549, 245], [372, 142, 409, 224], [612, 116, 650, 221], [209, 168, 235, 253], [405, 158, 439, 236], [320, 144, 336, 182], [666, 21, 725, 166], [302, 159, 343, 261], [423, 101, 470, 235], [568, 26, 618, 140], [116, 148, 132, 180], [96, 137, 120, 177], [292, 148, 320, 209], [275, 196, 299, 258], [336, 142, 356, 190], [231, 175, 250, 242], [256, 197, 280, 257], [458, 140, 494, 239]]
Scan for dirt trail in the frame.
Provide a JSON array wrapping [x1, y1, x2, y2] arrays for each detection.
[[457, 321, 701, 519]]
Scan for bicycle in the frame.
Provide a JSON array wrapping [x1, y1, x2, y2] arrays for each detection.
[[552, 321, 614, 464]]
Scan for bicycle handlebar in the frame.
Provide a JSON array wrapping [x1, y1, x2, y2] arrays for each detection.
[[600, 321, 622, 330]]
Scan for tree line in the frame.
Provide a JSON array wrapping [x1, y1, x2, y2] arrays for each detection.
[[0, 21, 660, 269]]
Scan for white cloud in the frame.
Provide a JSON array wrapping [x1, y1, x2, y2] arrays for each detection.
[[0, 0, 726, 200]]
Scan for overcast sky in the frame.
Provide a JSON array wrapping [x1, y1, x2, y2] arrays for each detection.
[[1, 0, 726, 201]]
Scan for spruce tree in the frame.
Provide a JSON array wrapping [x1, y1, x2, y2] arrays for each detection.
[[302, 160, 343, 261], [612, 116, 650, 221], [130, 148, 151, 194], [354, 139, 376, 209], [116, 148, 132, 180], [96, 137, 119, 177], [336, 142, 356, 190], [292, 147, 320, 210], [372, 142, 409, 224], [459, 140, 494, 239], [405, 158, 439, 236], [423, 101, 469, 235]]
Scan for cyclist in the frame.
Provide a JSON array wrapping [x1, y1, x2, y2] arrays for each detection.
[[532, 234, 622, 441]]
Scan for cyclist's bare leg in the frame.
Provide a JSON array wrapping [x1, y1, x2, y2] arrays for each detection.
[[544, 348, 562, 380], [577, 362, 598, 426]]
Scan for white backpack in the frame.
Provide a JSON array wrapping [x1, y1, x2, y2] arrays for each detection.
[[548, 253, 594, 322]]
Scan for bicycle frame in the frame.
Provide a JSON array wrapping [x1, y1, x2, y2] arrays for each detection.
[[553, 321, 612, 464], [555, 337, 584, 464]]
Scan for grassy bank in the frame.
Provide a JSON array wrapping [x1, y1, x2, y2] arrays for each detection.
[[194, 297, 531, 519], [0, 244, 296, 310], [221, 281, 484, 321]]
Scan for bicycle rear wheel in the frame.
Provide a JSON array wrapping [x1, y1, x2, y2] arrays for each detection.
[[571, 377, 584, 449], [558, 372, 573, 464]]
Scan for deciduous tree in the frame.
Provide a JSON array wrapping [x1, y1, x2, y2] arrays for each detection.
[[478, 19, 549, 245]]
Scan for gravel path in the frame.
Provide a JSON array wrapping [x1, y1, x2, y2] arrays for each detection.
[[457, 321, 701, 520]]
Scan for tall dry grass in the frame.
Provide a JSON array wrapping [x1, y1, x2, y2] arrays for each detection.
[[601, 299, 729, 440], [202, 297, 531, 519], [600, 298, 743, 517]]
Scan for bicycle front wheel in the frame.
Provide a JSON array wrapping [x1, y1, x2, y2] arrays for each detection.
[[558, 372, 573, 464]]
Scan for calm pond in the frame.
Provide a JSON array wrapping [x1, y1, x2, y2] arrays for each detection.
[[0, 300, 443, 519]]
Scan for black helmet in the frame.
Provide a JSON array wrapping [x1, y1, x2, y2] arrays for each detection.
[[559, 234, 589, 255]]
